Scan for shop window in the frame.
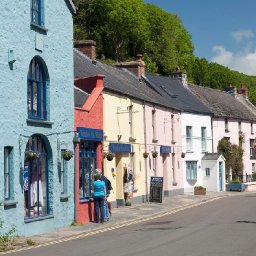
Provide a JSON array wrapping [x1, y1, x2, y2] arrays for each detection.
[[186, 161, 197, 181], [4, 147, 13, 200], [24, 135, 48, 218], [79, 141, 96, 199], [31, 0, 44, 26], [27, 57, 47, 120]]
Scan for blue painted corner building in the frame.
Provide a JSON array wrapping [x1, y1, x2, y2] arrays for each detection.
[[0, 0, 76, 235]]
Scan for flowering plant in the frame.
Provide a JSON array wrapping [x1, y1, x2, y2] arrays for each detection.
[[25, 150, 39, 161], [151, 151, 158, 158], [62, 150, 73, 161]]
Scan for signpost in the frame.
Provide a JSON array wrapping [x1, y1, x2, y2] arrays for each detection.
[[149, 176, 163, 203]]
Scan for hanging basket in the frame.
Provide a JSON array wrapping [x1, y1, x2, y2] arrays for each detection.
[[105, 152, 114, 161], [62, 150, 73, 161], [143, 152, 149, 158], [181, 152, 186, 158], [152, 151, 158, 158], [25, 150, 38, 161]]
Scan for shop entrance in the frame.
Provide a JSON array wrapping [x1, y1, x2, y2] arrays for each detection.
[[115, 154, 124, 206]]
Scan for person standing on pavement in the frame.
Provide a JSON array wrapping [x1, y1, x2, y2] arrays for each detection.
[[101, 172, 112, 218], [92, 169, 106, 223]]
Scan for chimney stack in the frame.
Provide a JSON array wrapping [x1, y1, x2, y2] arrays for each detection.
[[224, 83, 237, 97], [115, 54, 145, 78], [170, 67, 188, 86], [237, 83, 248, 98], [74, 40, 96, 61]]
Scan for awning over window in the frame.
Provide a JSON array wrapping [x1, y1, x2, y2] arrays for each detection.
[[160, 145, 172, 154], [77, 127, 103, 141], [109, 143, 131, 153]]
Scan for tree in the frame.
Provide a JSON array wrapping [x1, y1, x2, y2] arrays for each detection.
[[74, 0, 150, 62], [217, 137, 244, 180]]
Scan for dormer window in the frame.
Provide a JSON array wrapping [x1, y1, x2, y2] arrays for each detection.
[[31, 0, 44, 26]]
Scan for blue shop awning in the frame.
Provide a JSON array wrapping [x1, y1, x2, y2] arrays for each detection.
[[77, 127, 103, 141], [109, 143, 131, 153], [160, 145, 172, 154]]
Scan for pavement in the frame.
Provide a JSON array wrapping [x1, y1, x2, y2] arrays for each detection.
[[6, 191, 253, 253]]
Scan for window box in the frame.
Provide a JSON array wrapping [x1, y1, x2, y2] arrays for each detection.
[[194, 186, 206, 195], [226, 183, 245, 192]]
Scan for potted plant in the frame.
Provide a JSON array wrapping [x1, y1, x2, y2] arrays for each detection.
[[143, 152, 149, 158], [25, 150, 38, 161], [105, 152, 114, 161], [152, 150, 158, 158], [62, 150, 73, 161], [194, 186, 206, 195], [226, 179, 245, 192]]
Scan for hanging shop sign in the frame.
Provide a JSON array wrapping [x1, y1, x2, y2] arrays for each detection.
[[109, 143, 131, 153], [160, 146, 172, 154], [149, 176, 163, 203], [77, 127, 103, 141]]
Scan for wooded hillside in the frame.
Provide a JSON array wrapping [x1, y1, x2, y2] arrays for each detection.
[[73, 0, 256, 104]]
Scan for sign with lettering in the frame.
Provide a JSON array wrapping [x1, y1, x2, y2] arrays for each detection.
[[77, 127, 103, 141], [109, 143, 131, 153], [149, 176, 163, 203], [160, 146, 172, 154]]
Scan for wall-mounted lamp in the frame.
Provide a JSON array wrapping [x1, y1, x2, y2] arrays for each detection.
[[8, 49, 16, 64]]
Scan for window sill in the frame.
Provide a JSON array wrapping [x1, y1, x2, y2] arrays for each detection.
[[3, 200, 18, 208], [60, 194, 70, 202], [30, 22, 48, 34], [27, 119, 53, 128], [80, 198, 93, 204], [129, 137, 136, 142], [24, 214, 54, 223]]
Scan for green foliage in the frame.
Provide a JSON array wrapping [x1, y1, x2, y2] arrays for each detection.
[[0, 221, 17, 252], [26, 239, 36, 246], [125, 201, 131, 206], [217, 138, 244, 179], [74, 0, 256, 95], [229, 178, 242, 184]]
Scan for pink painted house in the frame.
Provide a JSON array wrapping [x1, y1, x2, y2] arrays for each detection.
[[74, 73, 104, 224], [189, 84, 256, 181]]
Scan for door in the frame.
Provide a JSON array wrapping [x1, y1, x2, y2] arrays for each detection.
[[219, 161, 223, 191]]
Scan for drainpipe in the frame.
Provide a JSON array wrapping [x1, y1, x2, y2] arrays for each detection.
[[143, 102, 148, 202], [73, 132, 80, 222]]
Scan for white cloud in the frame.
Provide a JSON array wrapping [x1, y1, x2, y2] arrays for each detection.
[[231, 29, 255, 42], [211, 45, 256, 76]]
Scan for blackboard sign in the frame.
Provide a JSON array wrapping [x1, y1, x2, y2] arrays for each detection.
[[149, 176, 163, 203]]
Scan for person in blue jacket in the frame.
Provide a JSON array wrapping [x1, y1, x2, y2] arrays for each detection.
[[92, 169, 106, 223]]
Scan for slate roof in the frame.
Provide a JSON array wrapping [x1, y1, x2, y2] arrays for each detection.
[[74, 49, 180, 111], [144, 74, 212, 115], [188, 84, 256, 121], [74, 86, 89, 108], [202, 153, 222, 160]]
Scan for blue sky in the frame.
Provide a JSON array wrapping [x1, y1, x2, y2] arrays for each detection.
[[144, 0, 256, 76]]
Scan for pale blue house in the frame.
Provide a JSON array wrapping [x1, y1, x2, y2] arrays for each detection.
[[0, 0, 76, 235]]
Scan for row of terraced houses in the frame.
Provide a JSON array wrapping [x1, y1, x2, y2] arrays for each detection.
[[2, 0, 256, 236]]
